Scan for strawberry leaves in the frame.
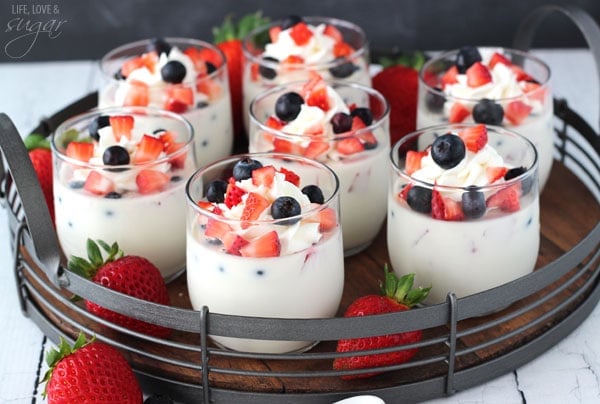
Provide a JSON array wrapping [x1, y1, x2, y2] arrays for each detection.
[[68, 239, 123, 279]]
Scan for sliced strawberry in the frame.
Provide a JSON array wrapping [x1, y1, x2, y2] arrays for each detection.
[[164, 85, 194, 113], [240, 230, 281, 258], [158, 131, 177, 148], [458, 124, 488, 152], [250, 63, 260, 82], [431, 189, 464, 221], [278, 167, 300, 187], [306, 87, 330, 111], [265, 116, 284, 130], [165, 142, 187, 169], [430, 189, 445, 220], [120, 56, 146, 78], [66, 141, 94, 162], [140, 51, 159, 73], [317, 207, 337, 232], [183, 47, 209, 74], [466, 62, 492, 87], [405, 150, 428, 175], [133, 135, 164, 164], [269, 25, 282, 43], [205, 218, 232, 241], [196, 48, 222, 69], [136, 169, 170, 194], [521, 81, 547, 104], [486, 166, 509, 183], [350, 116, 377, 147], [84, 171, 115, 196], [289, 22, 313, 46], [123, 82, 149, 107], [224, 177, 246, 208], [510, 65, 534, 82], [488, 52, 512, 69], [196, 78, 222, 100], [301, 71, 325, 97], [252, 165, 276, 187], [304, 141, 330, 159], [282, 55, 305, 65], [323, 24, 343, 42], [240, 192, 270, 229], [223, 233, 249, 256], [440, 65, 459, 88], [448, 102, 470, 123], [505, 100, 533, 125], [486, 184, 521, 212], [109, 115, 134, 142], [333, 42, 354, 58], [272, 138, 304, 154], [336, 137, 364, 155], [398, 183, 412, 201]]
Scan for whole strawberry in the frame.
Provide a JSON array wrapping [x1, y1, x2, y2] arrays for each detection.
[[333, 265, 430, 379], [42, 332, 142, 403], [213, 12, 269, 140], [68, 239, 172, 338], [25, 133, 54, 224]]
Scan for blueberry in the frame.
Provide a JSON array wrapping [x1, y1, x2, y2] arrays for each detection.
[[103, 145, 130, 166], [68, 180, 85, 189], [505, 166, 533, 195], [275, 92, 304, 122], [406, 185, 432, 214], [351, 107, 373, 125], [196, 101, 209, 109], [143, 394, 174, 404], [330, 112, 353, 134], [472, 99, 504, 125], [431, 133, 466, 169], [425, 87, 445, 112], [329, 58, 358, 78], [461, 187, 486, 219], [206, 61, 217, 74], [259, 56, 279, 80], [271, 196, 301, 224], [105, 192, 122, 199], [232, 157, 263, 181], [455, 46, 482, 74], [301, 185, 324, 204], [280, 15, 303, 30], [147, 38, 172, 56], [161, 60, 187, 84], [89, 115, 110, 141], [206, 179, 228, 203]]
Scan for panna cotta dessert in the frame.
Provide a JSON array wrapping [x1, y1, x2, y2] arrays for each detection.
[[99, 37, 233, 166], [52, 107, 196, 281], [388, 124, 540, 304], [242, 15, 372, 132], [248, 74, 390, 255], [186, 153, 343, 353], [417, 47, 553, 190]]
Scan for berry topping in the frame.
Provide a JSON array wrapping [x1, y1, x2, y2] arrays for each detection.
[[259, 56, 279, 79], [431, 133, 466, 169], [275, 92, 304, 122], [489, 52, 512, 68], [223, 233, 249, 256], [133, 134, 164, 164], [240, 192, 270, 228], [441, 65, 459, 88], [466, 62, 492, 87], [84, 171, 115, 196], [455, 46, 482, 74], [315, 207, 337, 231], [302, 184, 325, 204], [405, 185, 432, 214], [505, 166, 533, 195], [485, 166, 509, 183], [336, 136, 364, 155], [109, 115, 134, 142], [405, 149, 428, 176], [233, 157, 263, 181], [331, 112, 353, 134], [462, 187, 486, 219], [448, 102, 470, 123], [458, 124, 488, 153], [271, 196, 301, 224], [136, 169, 170, 194], [472, 98, 504, 125], [102, 145, 130, 166], [305, 86, 330, 111], [206, 179, 228, 203], [504, 100, 533, 125], [289, 22, 313, 46], [486, 184, 521, 212], [329, 58, 358, 78], [66, 141, 94, 162], [161, 60, 187, 84], [88, 115, 110, 141], [148, 37, 172, 56], [303, 141, 329, 159], [251, 165, 276, 187], [123, 82, 150, 107], [431, 189, 464, 221], [205, 218, 232, 241], [239, 230, 281, 258], [351, 107, 373, 125], [278, 167, 300, 186], [280, 15, 303, 30], [224, 177, 247, 208]]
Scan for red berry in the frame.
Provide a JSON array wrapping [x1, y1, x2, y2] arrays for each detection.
[[458, 124, 488, 152], [240, 230, 281, 257], [405, 150, 428, 175], [336, 136, 364, 155], [84, 171, 115, 196], [66, 141, 94, 162], [109, 115, 134, 142], [486, 184, 521, 212], [224, 177, 247, 208], [505, 100, 533, 125], [466, 62, 492, 87], [488, 52, 512, 69], [448, 102, 470, 123], [240, 192, 270, 228], [289, 22, 313, 46], [135, 169, 170, 194], [278, 167, 300, 186]]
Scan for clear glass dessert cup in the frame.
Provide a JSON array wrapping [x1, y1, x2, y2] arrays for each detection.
[[248, 80, 390, 256], [388, 124, 540, 304], [99, 37, 233, 167], [241, 16, 372, 132], [417, 47, 552, 190], [52, 106, 196, 282], [186, 152, 343, 353]]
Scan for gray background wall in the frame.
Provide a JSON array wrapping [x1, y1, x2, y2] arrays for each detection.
[[2, 0, 599, 63]]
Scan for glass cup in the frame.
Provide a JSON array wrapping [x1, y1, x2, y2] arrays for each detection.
[[388, 124, 540, 304], [248, 80, 390, 256], [186, 152, 343, 353], [99, 37, 233, 167], [242, 16, 372, 132], [52, 106, 196, 282], [417, 47, 552, 190]]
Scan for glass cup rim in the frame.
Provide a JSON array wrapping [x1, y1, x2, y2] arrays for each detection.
[[419, 47, 552, 103], [241, 16, 368, 68], [52, 106, 195, 169], [248, 80, 390, 141], [186, 152, 341, 225], [99, 36, 228, 83], [390, 123, 539, 192]]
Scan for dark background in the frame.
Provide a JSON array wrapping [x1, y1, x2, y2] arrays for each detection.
[[2, 0, 600, 63]]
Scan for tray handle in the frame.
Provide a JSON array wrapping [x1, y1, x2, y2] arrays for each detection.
[[512, 4, 600, 131], [0, 114, 63, 286]]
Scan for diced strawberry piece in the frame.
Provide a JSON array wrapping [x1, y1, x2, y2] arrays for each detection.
[[405, 150, 428, 175], [430, 189, 445, 220], [165, 142, 187, 169], [301, 71, 326, 97], [510, 65, 534, 82], [223, 233, 249, 256], [123, 82, 149, 106], [252, 165, 276, 187], [240, 192, 270, 229], [164, 85, 194, 113], [250, 63, 260, 82], [431, 189, 464, 221], [133, 135, 164, 164], [448, 102, 470, 123], [240, 230, 281, 258], [273, 138, 304, 154], [350, 115, 367, 130], [398, 183, 413, 201], [205, 218, 232, 241], [306, 87, 330, 111], [164, 98, 188, 114], [488, 52, 512, 69], [269, 26, 282, 43], [289, 22, 313, 46], [486, 184, 521, 212], [333, 42, 354, 58], [505, 100, 533, 125], [304, 141, 330, 159], [349, 116, 377, 147], [336, 136, 364, 155], [196, 78, 222, 100], [323, 24, 343, 42], [158, 131, 177, 148], [140, 51, 159, 73], [197, 200, 214, 211], [486, 166, 509, 183], [466, 62, 492, 87], [224, 177, 246, 208], [282, 55, 304, 65], [109, 115, 134, 141], [84, 171, 115, 195], [183, 47, 209, 74], [265, 116, 284, 130], [441, 65, 459, 88], [120, 56, 145, 77], [136, 169, 170, 194], [458, 124, 488, 152], [278, 167, 300, 187], [317, 207, 337, 232], [521, 81, 547, 104], [66, 141, 94, 162], [196, 48, 222, 69]]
